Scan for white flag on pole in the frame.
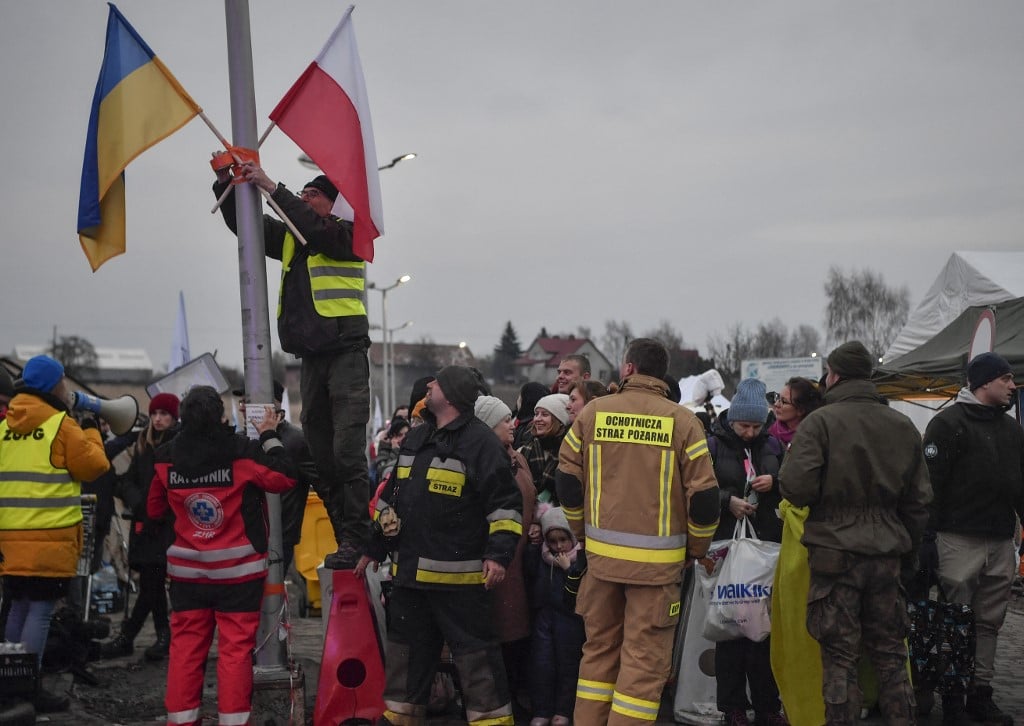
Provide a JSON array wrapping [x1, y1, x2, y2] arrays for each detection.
[[281, 385, 293, 423], [372, 395, 383, 434], [169, 290, 191, 371]]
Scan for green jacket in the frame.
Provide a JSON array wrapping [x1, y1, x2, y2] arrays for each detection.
[[779, 378, 932, 557]]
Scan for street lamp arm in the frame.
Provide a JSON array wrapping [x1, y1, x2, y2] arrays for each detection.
[[377, 153, 417, 171]]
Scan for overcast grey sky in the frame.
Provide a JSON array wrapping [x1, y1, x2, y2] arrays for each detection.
[[2, 1, 1022, 371]]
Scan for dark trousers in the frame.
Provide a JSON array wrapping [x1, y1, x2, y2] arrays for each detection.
[[529, 608, 586, 718], [280, 477, 311, 573], [300, 349, 371, 546], [382, 586, 513, 724], [806, 549, 915, 725], [124, 564, 169, 637], [715, 636, 780, 714]]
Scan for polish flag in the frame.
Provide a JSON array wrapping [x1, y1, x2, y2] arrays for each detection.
[[270, 5, 382, 262]]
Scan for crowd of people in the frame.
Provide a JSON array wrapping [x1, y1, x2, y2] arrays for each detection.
[[359, 340, 1021, 726], [0, 160, 1019, 726], [1, 334, 1021, 726]]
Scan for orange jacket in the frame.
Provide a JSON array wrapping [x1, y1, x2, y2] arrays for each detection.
[[0, 392, 109, 577]]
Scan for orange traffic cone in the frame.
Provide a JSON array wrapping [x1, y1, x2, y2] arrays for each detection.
[[314, 570, 386, 725]]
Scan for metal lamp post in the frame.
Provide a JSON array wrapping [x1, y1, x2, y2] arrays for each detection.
[[367, 275, 411, 417], [387, 320, 413, 417]]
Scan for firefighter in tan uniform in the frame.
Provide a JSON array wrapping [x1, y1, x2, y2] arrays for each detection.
[[557, 338, 720, 725]]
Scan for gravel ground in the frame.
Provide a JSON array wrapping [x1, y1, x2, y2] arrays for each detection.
[[18, 583, 1024, 725]]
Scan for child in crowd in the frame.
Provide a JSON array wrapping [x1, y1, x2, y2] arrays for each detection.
[[526, 506, 587, 726]]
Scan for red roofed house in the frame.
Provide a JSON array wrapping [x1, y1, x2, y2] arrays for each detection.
[[515, 336, 615, 388]]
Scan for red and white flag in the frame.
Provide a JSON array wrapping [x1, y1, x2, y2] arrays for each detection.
[[270, 5, 382, 262]]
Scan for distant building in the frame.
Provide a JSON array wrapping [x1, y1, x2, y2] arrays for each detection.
[[369, 341, 475, 415], [13, 344, 153, 385], [515, 336, 615, 387]]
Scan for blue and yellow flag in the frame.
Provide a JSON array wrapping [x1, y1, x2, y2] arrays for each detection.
[[77, 3, 200, 272]]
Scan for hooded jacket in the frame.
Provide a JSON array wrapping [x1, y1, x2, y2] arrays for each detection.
[[779, 378, 932, 557], [526, 506, 586, 616], [0, 389, 110, 578], [709, 410, 785, 543], [923, 387, 1024, 539], [148, 425, 296, 585]]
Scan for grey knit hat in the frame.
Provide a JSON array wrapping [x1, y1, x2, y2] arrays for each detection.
[[728, 378, 769, 424], [474, 395, 512, 429]]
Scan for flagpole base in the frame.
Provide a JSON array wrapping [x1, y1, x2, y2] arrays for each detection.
[[251, 662, 305, 726]]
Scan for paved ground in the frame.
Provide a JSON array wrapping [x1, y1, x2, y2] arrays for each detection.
[[21, 587, 1024, 724]]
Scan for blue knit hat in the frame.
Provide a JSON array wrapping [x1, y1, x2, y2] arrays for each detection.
[[21, 355, 64, 393], [728, 378, 769, 424]]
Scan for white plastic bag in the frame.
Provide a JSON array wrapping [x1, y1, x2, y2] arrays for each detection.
[[702, 518, 780, 643]]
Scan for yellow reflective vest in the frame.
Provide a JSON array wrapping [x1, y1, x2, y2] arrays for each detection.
[[0, 411, 82, 531], [278, 230, 366, 319]]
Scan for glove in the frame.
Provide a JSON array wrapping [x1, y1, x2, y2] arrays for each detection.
[[78, 415, 99, 431]]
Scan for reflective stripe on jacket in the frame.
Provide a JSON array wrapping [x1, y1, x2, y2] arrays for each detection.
[[370, 413, 524, 589], [279, 230, 366, 319], [558, 374, 720, 585]]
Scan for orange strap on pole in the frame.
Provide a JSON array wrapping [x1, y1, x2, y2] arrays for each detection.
[[263, 581, 286, 596], [209, 146, 260, 185]]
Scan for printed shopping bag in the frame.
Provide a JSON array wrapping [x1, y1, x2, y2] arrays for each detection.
[[907, 584, 975, 696], [702, 518, 780, 642]]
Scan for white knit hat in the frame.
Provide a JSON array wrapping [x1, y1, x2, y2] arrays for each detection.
[[535, 393, 571, 427]]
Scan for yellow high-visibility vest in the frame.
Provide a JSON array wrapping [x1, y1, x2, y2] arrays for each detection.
[[278, 230, 366, 318], [0, 412, 83, 531]]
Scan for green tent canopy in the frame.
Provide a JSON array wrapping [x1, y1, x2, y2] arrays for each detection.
[[873, 298, 1024, 399]]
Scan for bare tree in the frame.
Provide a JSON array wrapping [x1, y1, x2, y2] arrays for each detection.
[[753, 318, 788, 358], [708, 319, 822, 390], [824, 267, 909, 358], [706, 323, 754, 390], [48, 335, 98, 381], [602, 319, 634, 368], [787, 324, 821, 357], [643, 320, 686, 351]]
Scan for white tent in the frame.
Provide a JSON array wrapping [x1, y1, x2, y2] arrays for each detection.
[[883, 251, 1024, 363]]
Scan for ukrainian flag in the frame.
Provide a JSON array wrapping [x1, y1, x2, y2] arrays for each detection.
[[77, 4, 201, 272]]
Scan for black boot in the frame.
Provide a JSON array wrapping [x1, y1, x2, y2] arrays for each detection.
[[966, 684, 1013, 725], [144, 628, 170, 662], [942, 693, 972, 726], [323, 539, 361, 569], [98, 631, 134, 659]]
